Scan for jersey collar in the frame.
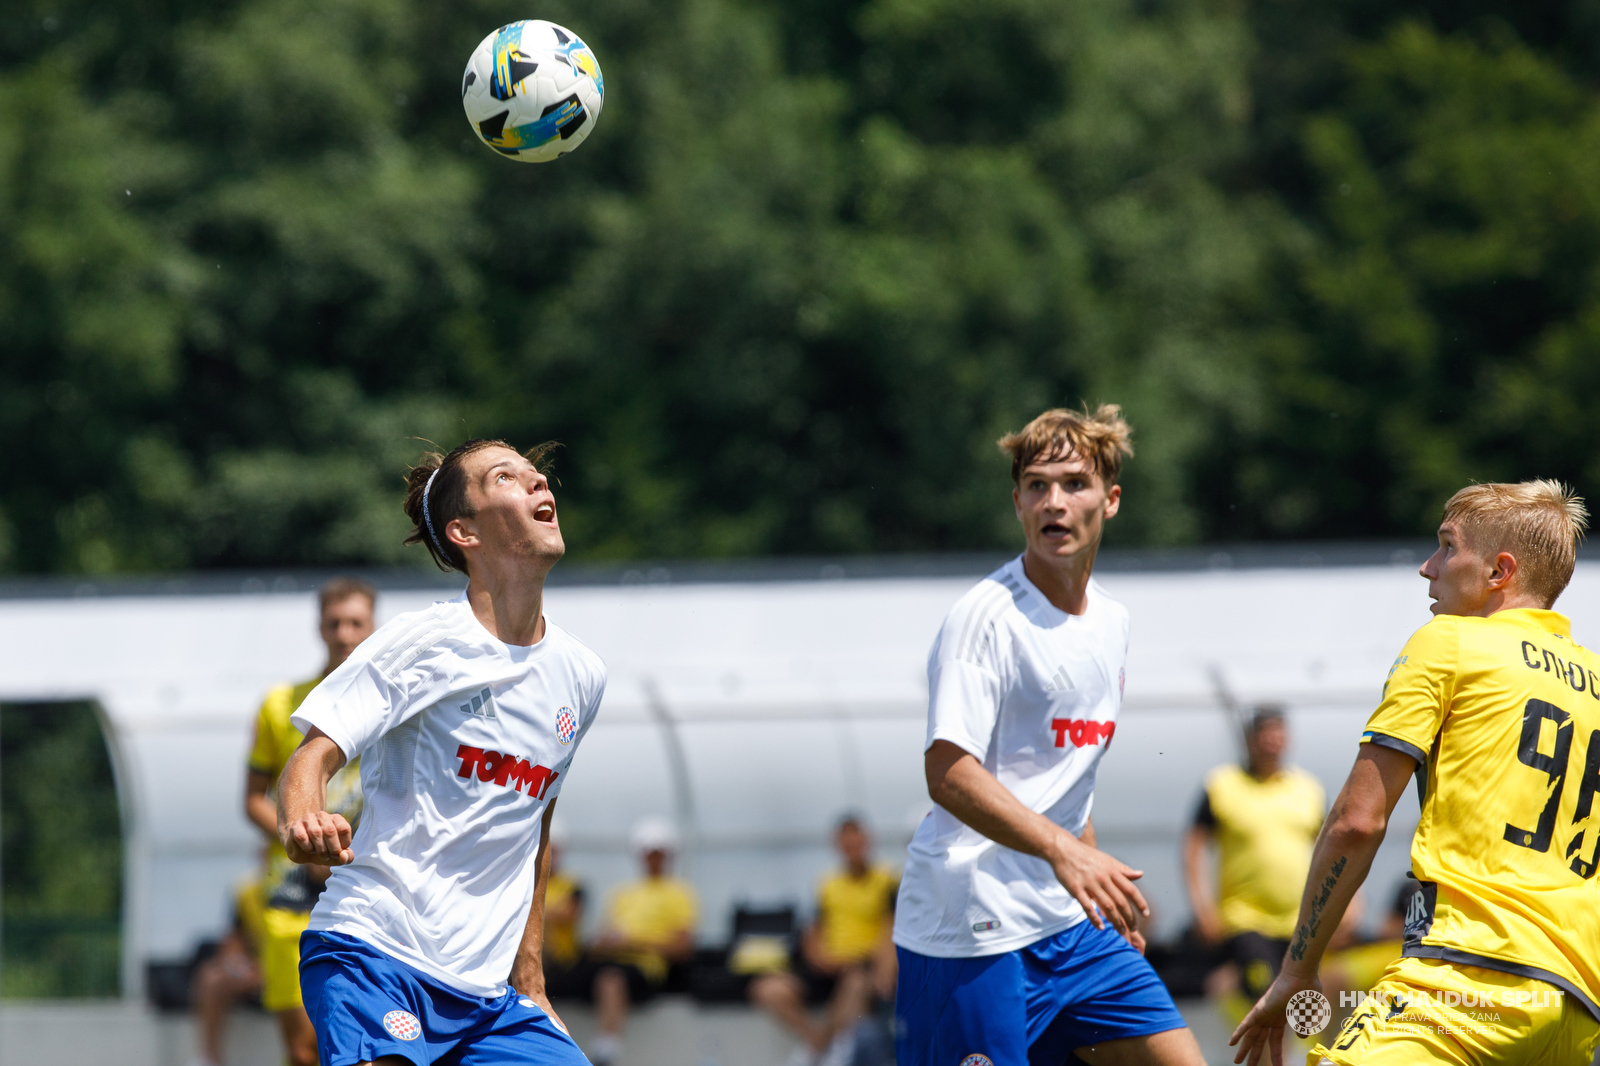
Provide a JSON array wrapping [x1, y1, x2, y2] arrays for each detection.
[[1007, 554, 1093, 623], [1493, 607, 1572, 639]]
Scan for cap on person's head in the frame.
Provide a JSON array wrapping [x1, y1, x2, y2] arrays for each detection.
[[1248, 704, 1286, 733], [630, 816, 679, 854], [836, 811, 867, 833]]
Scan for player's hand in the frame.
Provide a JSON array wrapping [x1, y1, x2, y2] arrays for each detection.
[[1048, 833, 1147, 936], [282, 810, 353, 866], [1229, 968, 1321, 1066]]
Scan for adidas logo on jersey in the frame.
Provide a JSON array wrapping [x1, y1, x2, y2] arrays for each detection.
[[1042, 666, 1076, 692], [1051, 718, 1115, 749], [459, 687, 497, 719], [455, 745, 559, 799]]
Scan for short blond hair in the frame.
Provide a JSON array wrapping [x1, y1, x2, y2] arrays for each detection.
[[1441, 480, 1588, 605], [997, 405, 1134, 486]]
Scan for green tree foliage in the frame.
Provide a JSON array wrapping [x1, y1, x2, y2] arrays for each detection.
[[1, 0, 1598, 570], [1203, 17, 1600, 539], [0, 702, 123, 996]]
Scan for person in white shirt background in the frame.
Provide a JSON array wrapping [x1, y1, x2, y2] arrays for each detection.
[[277, 437, 605, 1066], [893, 406, 1206, 1066]]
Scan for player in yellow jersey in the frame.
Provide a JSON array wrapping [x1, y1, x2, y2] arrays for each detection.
[[541, 824, 589, 998], [1231, 480, 1600, 1066], [588, 817, 698, 1066], [1185, 707, 1325, 1015], [751, 814, 900, 1064], [244, 577, 374, 1066]]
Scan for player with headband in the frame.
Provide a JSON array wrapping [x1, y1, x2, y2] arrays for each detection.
[[277, 438, 605, 1066]]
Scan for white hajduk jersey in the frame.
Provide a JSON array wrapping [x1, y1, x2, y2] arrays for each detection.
[[291, 594, 605, 997], [893, 556, 1129, 958]]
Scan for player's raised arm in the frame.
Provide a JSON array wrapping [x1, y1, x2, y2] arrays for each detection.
[[925, 739, 1146, 935], [278, 727, 353, 866]]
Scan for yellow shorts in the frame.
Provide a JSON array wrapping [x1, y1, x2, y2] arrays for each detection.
[[235, 879, 267, 952], [259, 907, 312, 1012], [1323, 939, 1403, 997], [1312, 956, 1600, 1066]]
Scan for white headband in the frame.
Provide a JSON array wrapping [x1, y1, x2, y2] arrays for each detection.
[[421, 467, 447, 558]]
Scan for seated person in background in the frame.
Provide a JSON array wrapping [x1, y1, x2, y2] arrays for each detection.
[[588, 817, 698, 1066], [751, 815, 899, 1066], [1181, 705, 1324, 1019], [185, 877, 265, 1066], [541, 822, 589, 999]]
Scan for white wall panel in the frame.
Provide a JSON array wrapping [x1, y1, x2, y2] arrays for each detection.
[[4, 557, 1591, 995]]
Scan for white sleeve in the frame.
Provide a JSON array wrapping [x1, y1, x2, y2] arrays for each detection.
[[545, 657, 607, 802], [925, 657, 1003, 761], [567, 659, 607, 753], [291, 654, 415, 761], [581, 658, 607, 727]]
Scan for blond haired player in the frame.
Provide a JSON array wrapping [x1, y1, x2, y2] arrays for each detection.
[[894, 405, 1204, 1066], [1231, 480, 1600, 1066], [244, 577, 374, 1066]]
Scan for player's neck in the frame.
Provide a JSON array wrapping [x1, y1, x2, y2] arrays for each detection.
[[1246, 757, 1280, 781], [1021, 543, 1096, 615], [464, 561, 549, 646], [1471, 588, 1549, 618]]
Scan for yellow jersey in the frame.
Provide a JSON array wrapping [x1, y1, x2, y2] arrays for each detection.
[[1363, 609, 1600, 1021], [602, 876, 697, 983], [248, 677, 362, 911], [1195, 764, 1325, 939], [543, 871, 584, 969], [816, 865, 897, 963]]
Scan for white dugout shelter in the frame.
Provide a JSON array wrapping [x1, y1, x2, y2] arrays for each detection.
[[7, 543, 1596, 1000]]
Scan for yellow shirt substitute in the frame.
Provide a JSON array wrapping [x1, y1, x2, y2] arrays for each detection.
[[543, 871, 584, 969], [816, 865, 898, 963], [1196, 764, 1325, 939], [1363, 609, 1600, 1021], [248, 677, 363, 911], [603, 876, 697, 983]]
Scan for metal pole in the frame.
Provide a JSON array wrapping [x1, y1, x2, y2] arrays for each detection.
[[1, 702, 7, 1025], [91, 701, 143, 1002], [641, 677, 697, 878]]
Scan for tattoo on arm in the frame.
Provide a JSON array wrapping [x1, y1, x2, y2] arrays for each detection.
[[1288, 855, 1348, 962]]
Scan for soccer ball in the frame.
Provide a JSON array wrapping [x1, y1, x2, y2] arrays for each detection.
[[461, 20, 604, 163]]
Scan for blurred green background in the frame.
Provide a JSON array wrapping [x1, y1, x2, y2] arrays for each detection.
[[0, 702, 123, 997], [5, 0, 1600, 574]]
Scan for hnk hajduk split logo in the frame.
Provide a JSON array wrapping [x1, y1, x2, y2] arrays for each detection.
[[1287, 990, 1332, 1036]]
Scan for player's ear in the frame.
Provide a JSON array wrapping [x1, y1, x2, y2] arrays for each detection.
[[1013, 485, 1023, 522], [446, 515, 480, 552], [1102, 482, 1121, 520], [1487, 550, 1518, 591]]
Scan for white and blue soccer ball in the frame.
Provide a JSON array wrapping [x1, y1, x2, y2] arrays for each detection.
[[462, 20, 604, 163]]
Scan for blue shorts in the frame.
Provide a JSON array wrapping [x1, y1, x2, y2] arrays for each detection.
[[300, 931, 589, 1066], [895, 920, 1186, 1066]]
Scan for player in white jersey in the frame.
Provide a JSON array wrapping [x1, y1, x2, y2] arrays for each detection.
[[277, 438, 603, 1066], [894, 406, 1204, 1066]]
